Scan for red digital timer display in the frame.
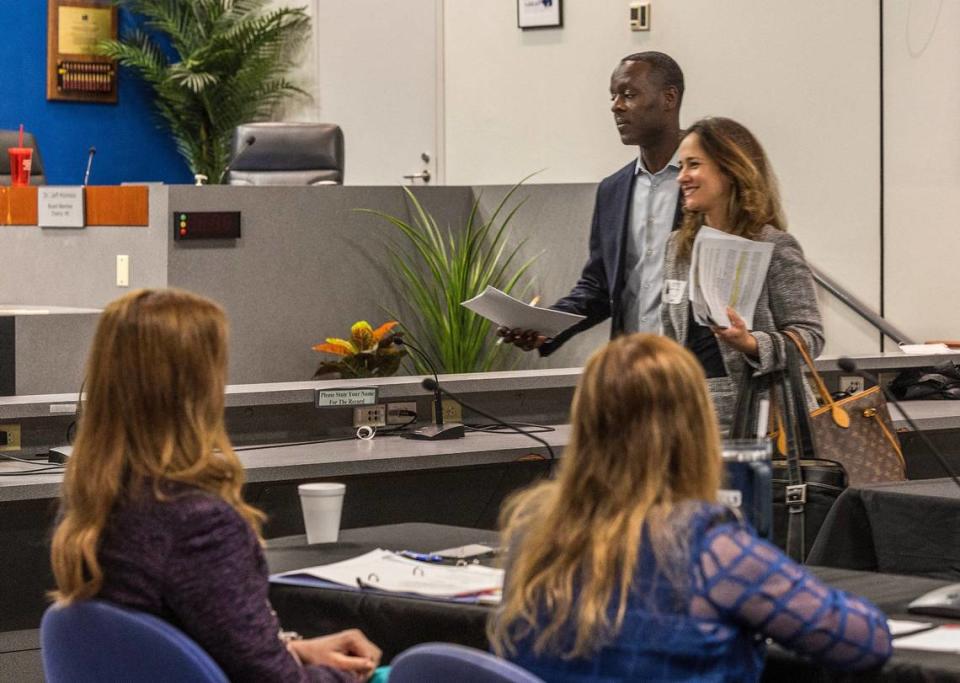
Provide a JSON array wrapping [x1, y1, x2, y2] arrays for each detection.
[[173, 212, 242, 240]]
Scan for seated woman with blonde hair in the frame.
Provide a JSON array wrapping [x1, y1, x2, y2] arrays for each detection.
[[50, 289, 381, 682], [489, 334, 891, 682]]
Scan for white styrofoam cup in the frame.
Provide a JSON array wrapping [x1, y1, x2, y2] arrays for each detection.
[[298, 482, 346, 544]]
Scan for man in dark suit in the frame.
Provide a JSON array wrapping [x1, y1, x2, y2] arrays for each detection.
[[500, 52, 684, 354]]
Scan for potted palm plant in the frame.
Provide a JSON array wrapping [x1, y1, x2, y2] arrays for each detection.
[[361, 182, 539, 374], [99, 0, 309, 183]]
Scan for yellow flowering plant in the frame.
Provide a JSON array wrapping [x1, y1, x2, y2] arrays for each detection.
[[312, 320, 406, 379]]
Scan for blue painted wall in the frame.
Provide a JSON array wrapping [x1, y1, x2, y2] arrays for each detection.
[[0, 5, 192, 185]]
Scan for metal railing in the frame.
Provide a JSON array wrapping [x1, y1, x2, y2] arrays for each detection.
[[809, 263, 914, 346]]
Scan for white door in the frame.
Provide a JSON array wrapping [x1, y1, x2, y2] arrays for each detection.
[[302, 0, 442, 185]]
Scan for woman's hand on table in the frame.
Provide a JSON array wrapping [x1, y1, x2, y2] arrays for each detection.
[[289, 629, 382, 681]]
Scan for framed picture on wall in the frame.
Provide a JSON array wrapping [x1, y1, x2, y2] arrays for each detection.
[[517, 0, 562, 30]]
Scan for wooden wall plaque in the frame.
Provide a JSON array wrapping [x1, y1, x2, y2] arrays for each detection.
[[46, 0, 118, 103]]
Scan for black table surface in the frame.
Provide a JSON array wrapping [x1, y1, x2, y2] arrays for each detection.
[[808, 478, 960, 580], [267, 523, 960, 682]]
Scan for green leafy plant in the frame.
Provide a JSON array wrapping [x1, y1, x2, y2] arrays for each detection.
[[99, 0, 309, 182], [361, 182, 539, 374], [313, 321, 406, 379]]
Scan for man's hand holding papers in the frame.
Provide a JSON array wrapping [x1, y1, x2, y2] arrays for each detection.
[[460, 286, 586, 352]]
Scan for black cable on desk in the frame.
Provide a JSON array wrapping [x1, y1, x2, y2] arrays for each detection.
[[464, 422, 556, 434], [233, 435, 360, 452], [0, 452, 66, 475], [0, 465, 66, 475]]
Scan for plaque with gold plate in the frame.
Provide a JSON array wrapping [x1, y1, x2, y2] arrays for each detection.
[[46, 0, 118, 103]]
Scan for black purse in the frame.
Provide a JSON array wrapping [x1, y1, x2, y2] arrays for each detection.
[[732, 342, 847, 562]]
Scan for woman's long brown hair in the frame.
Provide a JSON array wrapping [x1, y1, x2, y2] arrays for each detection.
[[488, 334, 722, 659], [50, 289, 264, 603], [676, 116, 786, 260]]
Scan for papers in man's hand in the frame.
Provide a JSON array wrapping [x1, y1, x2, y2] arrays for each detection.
[[275, 549, 504, 599], [461, 286, 585, 339], [689, 227, 773, 329], [895, 624, 960, 651]]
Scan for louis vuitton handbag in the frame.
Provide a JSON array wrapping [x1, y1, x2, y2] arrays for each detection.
[[784, 331, 906, 487]]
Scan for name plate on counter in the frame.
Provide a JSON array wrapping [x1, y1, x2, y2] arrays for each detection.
[[316, 387, 378, 407], [39, 186, 85, 228]]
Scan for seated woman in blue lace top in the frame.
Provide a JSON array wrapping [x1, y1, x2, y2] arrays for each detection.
[[488, 334, 891, 682]]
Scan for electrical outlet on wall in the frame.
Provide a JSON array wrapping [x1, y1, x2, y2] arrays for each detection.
[[386, 402, 417, 424], [353, 405, 387, 428], [839, 375, 865, 394], [441, 399, 462, 424], [0, 424, 21, 452]]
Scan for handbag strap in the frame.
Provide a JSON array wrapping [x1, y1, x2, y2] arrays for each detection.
[[783, 330, 850, 429], [731, 366, 768, 440], [773, 359, 808, 562], [780, 342, 820, 561]]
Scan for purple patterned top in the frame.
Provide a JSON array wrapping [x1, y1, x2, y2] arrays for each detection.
[[96, 482, 348, 683]]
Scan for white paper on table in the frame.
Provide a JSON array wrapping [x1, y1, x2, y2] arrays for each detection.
[[461, 286, 585, 339], [276, 548, 504, 598], [899, 343, 954, 355], [887, 619, 935, 637], [689, 227, 773, 329], [895, 624, 960, 651]]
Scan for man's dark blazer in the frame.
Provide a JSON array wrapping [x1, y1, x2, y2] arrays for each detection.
[[540, 160, 682, 356]]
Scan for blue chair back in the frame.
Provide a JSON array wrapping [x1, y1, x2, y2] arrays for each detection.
[[389, 643, 545, 683], [41, 599, 229, 683]]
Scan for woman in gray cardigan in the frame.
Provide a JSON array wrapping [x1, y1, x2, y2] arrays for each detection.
[[662, 117, 823, 432]]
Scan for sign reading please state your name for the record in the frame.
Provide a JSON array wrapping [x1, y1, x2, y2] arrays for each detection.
[[315, 387, 378, 407]]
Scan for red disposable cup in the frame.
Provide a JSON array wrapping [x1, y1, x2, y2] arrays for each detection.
[[8, 147, 33, 186]]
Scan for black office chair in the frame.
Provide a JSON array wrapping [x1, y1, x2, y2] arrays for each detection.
[[225, 122, 345, 186], [0, 130, 46, 185]]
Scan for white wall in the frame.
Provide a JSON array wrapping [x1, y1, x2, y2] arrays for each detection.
[[276, 0, 442, 185], [443, 0, 882, 356], [883, 0, 960, 346]]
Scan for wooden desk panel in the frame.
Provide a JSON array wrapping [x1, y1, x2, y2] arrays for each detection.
[[84, 185, 148, 226], [0, 186, 38, 225], [0, 185, 148, 226]]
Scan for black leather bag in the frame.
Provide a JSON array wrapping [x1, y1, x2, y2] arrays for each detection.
[[731, 342, 847, 562], [890, 360, 960, 400]]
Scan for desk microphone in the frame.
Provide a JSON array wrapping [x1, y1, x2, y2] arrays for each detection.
[[421, 377, 556, 460], [220, 135, 256, 183], [83, 146, 96, 186], [394, 336, 465, 440], [837, 357, 960, 491]]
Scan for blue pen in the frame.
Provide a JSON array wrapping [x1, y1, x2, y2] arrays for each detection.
[[398, 550, 444, 563]]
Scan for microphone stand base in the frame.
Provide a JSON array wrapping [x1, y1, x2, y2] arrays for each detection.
[[403, 423, 465, 440]]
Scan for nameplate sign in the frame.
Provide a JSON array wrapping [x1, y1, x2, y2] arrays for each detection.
[[38, 187, 85, 228], [316, 387, 378, 407]]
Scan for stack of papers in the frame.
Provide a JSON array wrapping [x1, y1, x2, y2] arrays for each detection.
[[689, 227, 773, 329], [895, 624, 960, 652], [460, 286, 585, 339], [273, 549, 504, 600], [888, 619, 935, 637]]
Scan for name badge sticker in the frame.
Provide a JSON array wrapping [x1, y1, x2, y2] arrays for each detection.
[[663, 279, 686, 305]]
